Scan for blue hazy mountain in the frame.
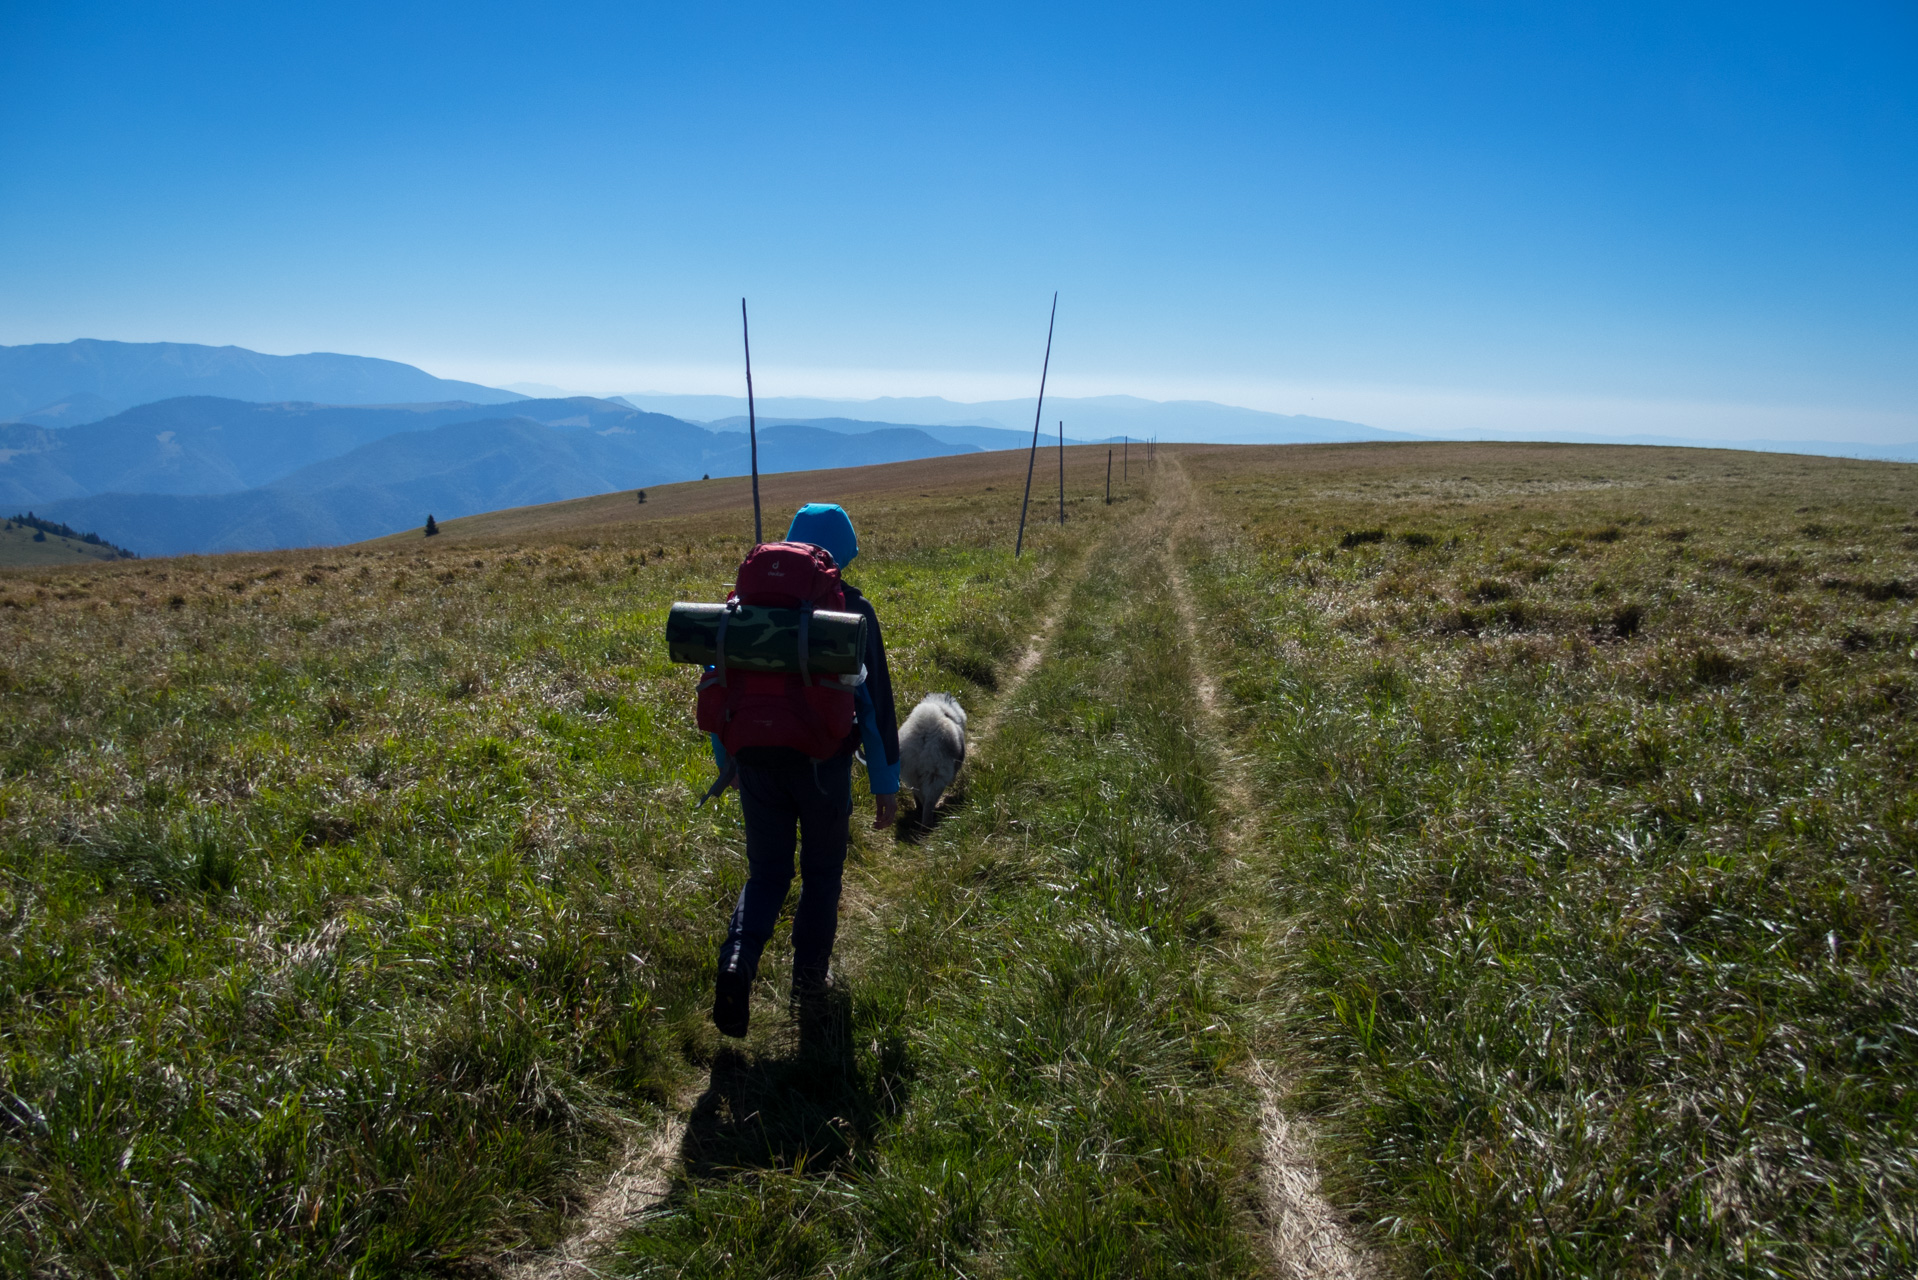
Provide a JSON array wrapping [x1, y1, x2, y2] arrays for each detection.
[[15, 392, 123, 428], [623, 392, 1414, 445], [1407, 426, 1918, 463], [624, 393, 1015, 427], [0, 426, 88, 507], [631, 391, 1918, 460], [35, 407, 976, 556], [704, 416, 1048, 451], [0, 395, 689, 509], [2, 399, 486, 503], [0, 339, 523, 423]]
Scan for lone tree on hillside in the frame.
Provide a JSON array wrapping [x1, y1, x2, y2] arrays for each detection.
[[424, 515, 439, 537], [636, 490, 647, 504]]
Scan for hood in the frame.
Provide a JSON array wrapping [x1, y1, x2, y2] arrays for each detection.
[[785, 502, 858, 567]]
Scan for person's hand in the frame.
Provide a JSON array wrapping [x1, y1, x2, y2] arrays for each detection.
[[873, 793, 899, 829]]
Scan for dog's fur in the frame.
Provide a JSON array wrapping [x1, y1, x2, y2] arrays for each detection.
[[898, 693, 968, 824]]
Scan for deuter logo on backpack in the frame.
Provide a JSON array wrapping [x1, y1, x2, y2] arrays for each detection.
[[696, 542, 858, 758]]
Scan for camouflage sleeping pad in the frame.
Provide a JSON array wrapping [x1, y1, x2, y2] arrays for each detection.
[[666, 602, 867, 675]]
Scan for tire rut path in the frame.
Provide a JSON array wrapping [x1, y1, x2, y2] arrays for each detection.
[[495, 539, 1093, 1279], [1156, 456, 1373, 1280]]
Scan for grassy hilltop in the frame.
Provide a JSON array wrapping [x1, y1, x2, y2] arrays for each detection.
[[0, 441, 1912, 1277], [0, 513, 137, 568]]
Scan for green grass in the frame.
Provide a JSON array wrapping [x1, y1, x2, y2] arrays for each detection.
[[9, 441, 1917, 1276], [617, 498, 1266, 1277], [0, 515, 134, 568], [1179, 443, 1918, 1277], [0, 499, 1068, 1277]]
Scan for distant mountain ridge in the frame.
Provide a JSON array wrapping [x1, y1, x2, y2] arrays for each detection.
[[623, 392, 1414, 445], [1411, 426, 1918, 464], [704, 416, 1051, 452], [0, 339, 523, 423], [0, 398, 553, 505], [625, 391, 1918, 461], [14, 341, 1911, 559], [19, 396, 977, 556]]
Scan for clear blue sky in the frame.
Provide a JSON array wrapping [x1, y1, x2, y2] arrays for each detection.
[[1, 2, 1912, 439]]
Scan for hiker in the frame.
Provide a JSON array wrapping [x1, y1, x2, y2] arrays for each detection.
[[709, 503, 900, 1037]]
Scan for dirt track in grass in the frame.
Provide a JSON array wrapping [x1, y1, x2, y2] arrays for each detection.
[[499, 523, 1095, 1280], [13, 439, 1910, 1276], [1162, 456, 1373, 1280], [597, 458, 1368, 1278]]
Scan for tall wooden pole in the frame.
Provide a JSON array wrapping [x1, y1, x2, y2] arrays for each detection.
[[1014, 292, 1058, 559], [1057, 421, 1065, 524], [1105, 449, 1112, 504], [1123, 436, 1128, 483], [741, 298, 762, 545]]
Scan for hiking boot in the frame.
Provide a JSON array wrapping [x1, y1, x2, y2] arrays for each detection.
[[790, 965, 832, 1004], [713, 966, 750, 1038], [790, 966, 839, 1034]]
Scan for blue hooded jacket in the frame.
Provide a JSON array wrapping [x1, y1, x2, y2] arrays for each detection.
[[786, 503, 858, 571], [709, 504, 902, 794]]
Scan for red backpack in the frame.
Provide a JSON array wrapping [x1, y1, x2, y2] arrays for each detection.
[[695, 542, 858, 759]]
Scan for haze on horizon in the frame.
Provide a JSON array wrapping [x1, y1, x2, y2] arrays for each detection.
[[1, 2, 1913, 442]]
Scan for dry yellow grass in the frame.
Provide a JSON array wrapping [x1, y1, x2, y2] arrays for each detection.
[[0, 519, 132, 568], [365, 444, 1143, 547]]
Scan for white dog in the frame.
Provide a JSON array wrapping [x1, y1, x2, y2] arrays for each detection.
[[897, 693, 968, 825]]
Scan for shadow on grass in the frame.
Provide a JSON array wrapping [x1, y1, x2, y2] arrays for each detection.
[[676, 986, 907, 1179], [893, 779, 971, 844]]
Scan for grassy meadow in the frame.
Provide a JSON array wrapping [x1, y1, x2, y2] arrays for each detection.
[[1178, 442, 1918, 1277], [3, 439, 1913, 1278], [618, 495, 1261, 1278], [0, 454, 1105, 1278], [0, 517, 136, 569]]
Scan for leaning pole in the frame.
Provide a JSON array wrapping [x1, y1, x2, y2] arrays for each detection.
[[741, 298, 762, 545], [1014, 293, 1058, 559]]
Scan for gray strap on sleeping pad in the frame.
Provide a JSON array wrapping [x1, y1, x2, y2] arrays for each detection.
[[714, 602, 733, 687]]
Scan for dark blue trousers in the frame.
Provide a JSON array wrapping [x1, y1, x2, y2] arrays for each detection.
[[718, 752, 853, 984]]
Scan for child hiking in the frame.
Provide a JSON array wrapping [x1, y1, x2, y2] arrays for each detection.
[[702, 503, 900, 1037]]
